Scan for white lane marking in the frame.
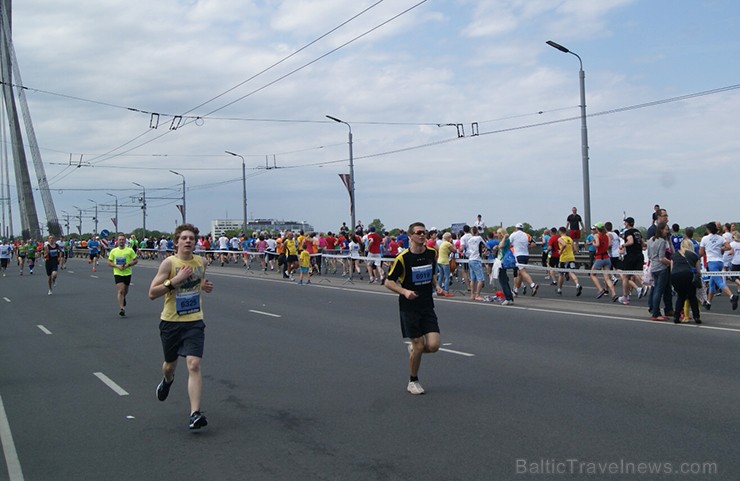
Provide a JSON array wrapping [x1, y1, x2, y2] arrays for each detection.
[[249, 309, 282, 318], [439, 347, 475, 357], [0, 394, 25, 481], [406, 342, 475, 357], [36, 325, 52, 335], [90, 275, 99, 279], [93, 372, 129, 396], [2, 297, 9, 303]]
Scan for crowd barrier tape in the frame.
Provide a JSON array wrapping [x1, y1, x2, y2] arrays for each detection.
[[127, 248, 739, 279]]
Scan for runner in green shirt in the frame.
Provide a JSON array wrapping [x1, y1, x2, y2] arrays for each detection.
[[107, 234, 138, 317]]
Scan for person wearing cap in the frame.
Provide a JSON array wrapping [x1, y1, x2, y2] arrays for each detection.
[[509, 223, 539, 297], [585, 226, 597, 269], [618, 217, 646, 305], [589, 223, 618, 301]]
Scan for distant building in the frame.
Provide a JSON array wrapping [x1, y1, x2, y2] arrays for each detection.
[[210, 219, 314, 237]]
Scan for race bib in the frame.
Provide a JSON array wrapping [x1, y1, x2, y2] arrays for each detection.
[[411, 264, 433, 285], [175, 291, 201, 315], [115, 256, 126, 266]]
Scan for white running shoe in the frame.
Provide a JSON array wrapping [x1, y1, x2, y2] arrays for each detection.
[[407, 381, 425, 395], [47, 289, 52, 296]]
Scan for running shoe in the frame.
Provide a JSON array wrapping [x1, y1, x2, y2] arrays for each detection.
[[406, 381, 425, 395], [611, 295, 619, 303], [522, 285, 527, 295], [119, 308, 126, 317], [501, 300, 513, 306], [189, 411, 208, 429], [556, 289, 562, 295], [443, 292, 455, 297], [531, 283, 539, 296], [612, 277, 620, 286], [47, 289, 52, 296], [576, 285, 582, 297], [156, 377, 174, 401], [703, 301, 711, 311], [637, 286, 647, 299], [597, 289, 607, 299], [618, 296, 630, 305], [731, 295, 739, 311]]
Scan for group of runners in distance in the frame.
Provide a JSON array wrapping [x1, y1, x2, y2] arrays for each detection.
[[2, 205, 738, 426]]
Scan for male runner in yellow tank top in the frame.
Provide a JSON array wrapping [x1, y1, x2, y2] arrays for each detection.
[[149, 223, 214, 429]]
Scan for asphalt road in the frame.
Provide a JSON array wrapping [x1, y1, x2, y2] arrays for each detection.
[[0, 257, 738, 481]]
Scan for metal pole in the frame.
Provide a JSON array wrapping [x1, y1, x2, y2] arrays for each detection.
[[106, 193, 118, 233], [326, 115, 355, 232], [133, 182, 146, 238], [88, 199, 98, 234], [546, 41, 592, 230], [169, 170, 186, 223], [73, 205, 82, 235], [225, 151, 247, 235]]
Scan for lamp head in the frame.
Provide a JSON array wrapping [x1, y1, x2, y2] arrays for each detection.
[[546, 40, 569, 53]]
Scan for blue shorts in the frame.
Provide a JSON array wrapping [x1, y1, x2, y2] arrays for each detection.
[[707, 261, 726, 292], [592, 258, 612, 270], [469, 260, 485, 282]]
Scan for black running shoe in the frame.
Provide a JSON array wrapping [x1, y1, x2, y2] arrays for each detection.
[[156, 377, 174, 401], [119, 308, 126, 317], [576, 284, 583, 297], [189, 411, 208, 429], [731, 295, 739, 311]]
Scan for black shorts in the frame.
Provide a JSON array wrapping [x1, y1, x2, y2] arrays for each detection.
[[287, 254, 298, 264], [621, 255, 644, 272], [548, 256, 560, 268], [0, 258, 8, 268], [399, 308, 440, 339], [610, 257, 620, 270], [114, 274, 132, 285], [159, 320, 206, 363], [45, 260, 59, 277], [89, 253, 98, 260]]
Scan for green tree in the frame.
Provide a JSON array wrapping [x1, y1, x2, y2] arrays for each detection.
[[369, 218, 385, 233]]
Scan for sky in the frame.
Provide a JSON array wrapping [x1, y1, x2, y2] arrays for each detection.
[[2, 0, 739, 237]]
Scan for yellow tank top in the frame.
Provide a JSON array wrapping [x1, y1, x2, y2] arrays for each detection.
[[559, 236, 575, 263], [160, 256, 206, 322]]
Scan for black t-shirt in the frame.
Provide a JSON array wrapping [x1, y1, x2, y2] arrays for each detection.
[[672, 250, 699, 275], [387, 247, 437, 312], [567, 214, 582, 230], [623, 228, 643, 258]]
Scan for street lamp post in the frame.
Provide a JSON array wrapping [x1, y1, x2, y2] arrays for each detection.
[[87, 199, 99, 235], [132, 182, 146, 238], [170, 170, 186, 224], [326, 115, 355, 233], [224, 151, 247, 235], [72, 205, 83, 235], [106, 193, 119, 233], [546, 40, 592, 231]]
